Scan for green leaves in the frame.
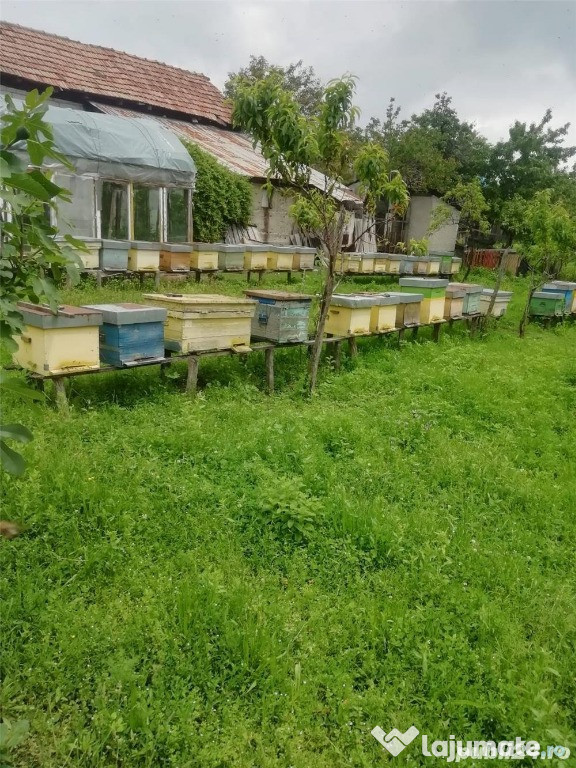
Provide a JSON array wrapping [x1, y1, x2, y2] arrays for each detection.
[[0, 423, 33, 476]]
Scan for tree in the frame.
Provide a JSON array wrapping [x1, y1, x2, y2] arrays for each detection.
[[232, 75, 409, 393], [224, 56, 323, 116], [502, 189, 576, 336], [485, 110, 576, 221], [1, 88, 80, 474]]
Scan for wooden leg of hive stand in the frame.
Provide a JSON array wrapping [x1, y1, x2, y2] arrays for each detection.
[[54, 378, 68, 412], [432, 323, 441, 343], [160, 350, 172, 380], [195, 270, 201, 284], [287, 271, 293, 284], [265, 347, 275, 395], [154, 271, 161, 289], [397, 328, 405, 345], [186, 356, 199, 395], [348, 336, 358, 357], [96, 271, 103, 289], [334, 341, 342, 371], [411, 326, 419, 341]]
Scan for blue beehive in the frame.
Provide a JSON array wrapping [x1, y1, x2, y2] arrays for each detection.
[[83, 303, 167, 366]]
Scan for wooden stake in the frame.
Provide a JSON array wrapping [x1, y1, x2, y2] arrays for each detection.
[[348, 336, 358, 357], [186, 355, 199, 395], [432, 323, 441, 343], [265, 347, 274, 394], [411, 326, 419, 341], [334, 340, 342, 371]]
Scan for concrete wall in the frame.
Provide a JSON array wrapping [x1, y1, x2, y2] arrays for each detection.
[[249, 183, 296, 244], [405, 195, 460, 254]]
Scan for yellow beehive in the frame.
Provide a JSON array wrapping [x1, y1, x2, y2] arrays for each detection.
[[128, 241, 160, 271], [373, 255, 389, 273], [415, 257, 430, 275], [335, 253, 362, 273], [399, 278, 448, 324], [385, 254, 403, 274], [143, 293, 256, 353], [292, 247, 316, 270], [369, 295, 400, 332], [244, 244, 268, 270], [57, 238, 101, 270], [191, 243, 219, 270], [357, 254, 374, 274], [444, 286, 466, 319], [267, 246, 294, 271], [427, 256, 441, 275], [14, 303, 102, 375], [325, 294, 374, 336]]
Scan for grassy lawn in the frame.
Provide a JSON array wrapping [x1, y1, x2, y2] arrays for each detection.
[[1, 272, 575, 767]]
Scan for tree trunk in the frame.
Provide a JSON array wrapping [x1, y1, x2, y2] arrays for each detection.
[[481, 248, 509, 331], [519, 277, 538, 338], [308, 264, 335, 394]]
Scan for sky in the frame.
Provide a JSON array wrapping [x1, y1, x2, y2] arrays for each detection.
[[2, 0, 575, 145]]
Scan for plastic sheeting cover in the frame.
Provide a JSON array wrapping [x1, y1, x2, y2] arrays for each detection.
[[3, 100, 196, 185]]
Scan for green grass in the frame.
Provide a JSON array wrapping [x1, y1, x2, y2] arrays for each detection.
[[1, 272, 575, 767]]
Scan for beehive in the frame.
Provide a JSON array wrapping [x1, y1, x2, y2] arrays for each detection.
[[244, 290, 312, 343], [359, 254, 375, 274], [427, 255, 441, 275], [292, 247, 316, 270], [100, 239, 129, 271], [401, 255, 418, 275], [336, 253, 362, 273], [373, 255, 389, 273], [529, 291, 565, 318], [478, 289, 513, 318], [448, 283, 483, 315], [444, 285, 466, 319], [385, 253, 403, 274], [541, 281, 576, 314], [393, 293, 423, 327], [191, 243, 219, 270], [58, 237, 101, 270], [244, 244, 268, 270], [450, 257, 462, 275], [218, 244, 246, 271], [159, 243, 191, 272], [14, 303, 102, 375], [439, 254, 453, 274], [143, 293, 256, 353], [84, 303, 167, 366], [325, 294, 374, 336], [267, 246, 294, 271], [368, 294, 401, 332], [128, 241, 160, 272], [415, 256, 430, 275], [399, 278, 448, 324]]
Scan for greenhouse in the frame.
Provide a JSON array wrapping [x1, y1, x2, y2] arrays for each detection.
[[11, 103, 197, 243]]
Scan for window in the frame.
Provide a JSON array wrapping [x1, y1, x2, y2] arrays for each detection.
[[54, 174, 97, 237], [133, 185, 160, 241], [100, 181, 129, 240], [167, 188, 191, 243]]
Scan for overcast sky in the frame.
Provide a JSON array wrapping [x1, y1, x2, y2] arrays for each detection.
[[2, 0, 575, 145]]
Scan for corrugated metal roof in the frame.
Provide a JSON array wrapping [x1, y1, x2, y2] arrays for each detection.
[[91, 102, 362, 205]]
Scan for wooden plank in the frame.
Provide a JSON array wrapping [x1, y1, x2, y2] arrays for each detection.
[[265, 347, 274, 394], [186, 356, 199, 395]]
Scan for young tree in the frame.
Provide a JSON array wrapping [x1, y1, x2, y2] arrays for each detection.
[[232, 75, 409, 393], [502, 189, 576, 336], [224, 55, 323, 116], [1, 88, 80, 473]]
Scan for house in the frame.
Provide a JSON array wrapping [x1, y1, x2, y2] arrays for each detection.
[[404, 195, 460, 254], [0, 22, 362, 245]]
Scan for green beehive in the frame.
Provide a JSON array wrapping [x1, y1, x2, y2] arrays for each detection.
[[448, 283, 484, 315], [399, 278, 448, 323], [529, 291, 565, 318]]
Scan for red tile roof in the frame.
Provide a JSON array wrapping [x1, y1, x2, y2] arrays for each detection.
[[0, 22, 232, 126]]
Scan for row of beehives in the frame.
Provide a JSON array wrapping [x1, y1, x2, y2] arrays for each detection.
[[68, 238, 317, 273], [529, 281, 576, 317], [13, 280, 512, 377], [335, 252, 462, 276]]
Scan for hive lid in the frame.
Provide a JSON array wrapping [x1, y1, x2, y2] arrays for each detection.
[[481, 289, 513, 298], [330, 294, 377, 308], [294, 247, 317, 254], [402, 255, 418, 261], [160, 243, 190, 253], [244, 290, 313, 302], [143, 293, 256, 306], [83, 303, 167, 324], [395, 292, 424, 304], [130, 241, 161, 250], [429, 255, 442, 261], [445, 286, 467, 298], [270, 245, 295, 253], [543, 281, 576, 290], [244, 243, 268, 252], [340, 253, 362, 261], [532, 291, 564, 300], [56, 236, 101, 249], [101, 239, 130, 249], [193, 242, 220, 251], [355, 292, 405, 306], [448, 282, 483, 294], [218, 244, 245, 252], [399, 277, 449, 288], [18, 302, 103, 329]]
